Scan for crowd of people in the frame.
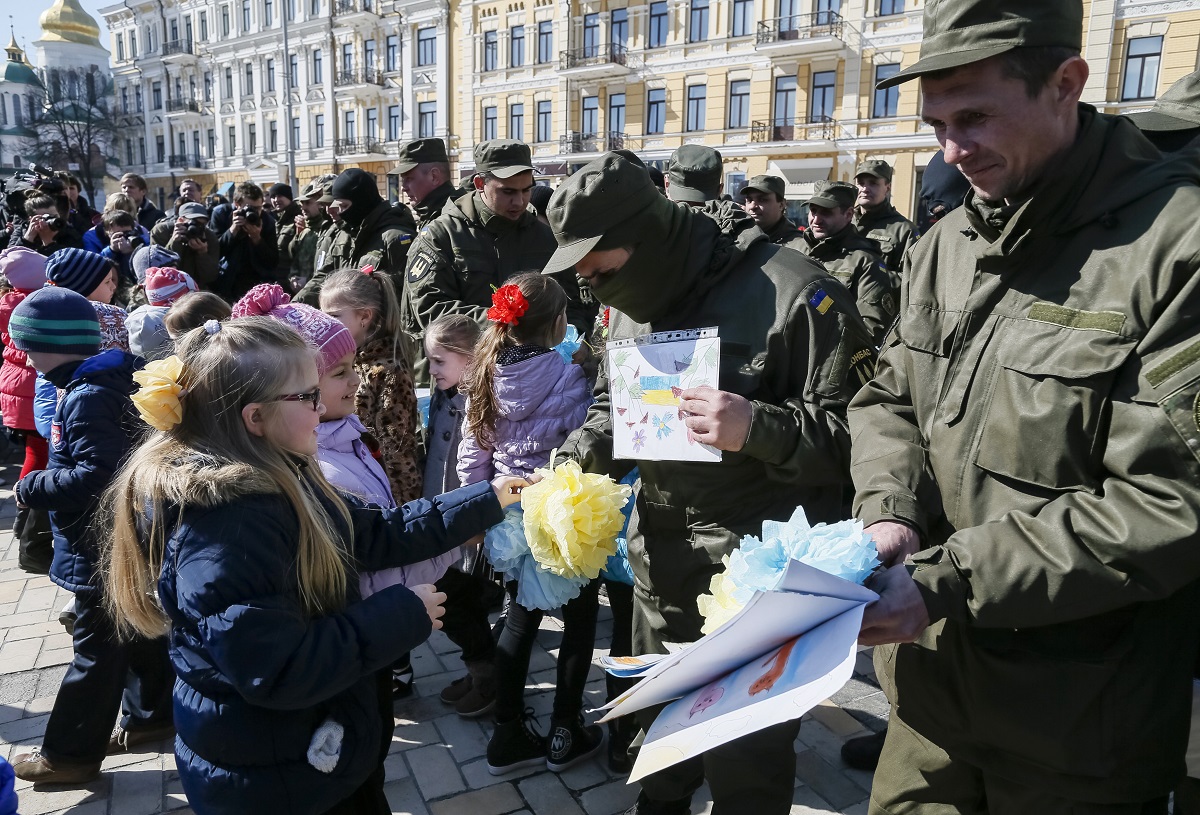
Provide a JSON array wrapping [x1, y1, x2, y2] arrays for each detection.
[[0, 1, 1198, 814]]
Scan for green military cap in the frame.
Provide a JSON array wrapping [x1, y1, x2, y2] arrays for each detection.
[[666, 144, 722, 203], [807, 180, 857, 210], [543, 151, 663, 274], [1126, 70, 1200, 132], [300, 179, 323, 200], [317, 177, 336, 204], [854, 159, 893, 182], [395, 138, 449, 174], [877, 0, 1083, 89], [739, 174, 786, 200], [474, 139, 536, 179]]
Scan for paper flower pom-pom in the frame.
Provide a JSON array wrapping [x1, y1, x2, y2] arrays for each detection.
[[483, 506, 587, 611], [521, 453, 632, 581], [132, 355, 187, 431], [697, 507, 880, 633], [553, 325, 583, 364]]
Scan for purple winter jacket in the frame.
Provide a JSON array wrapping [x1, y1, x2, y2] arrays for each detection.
[[318, 415, 457, 592], [458, 350, 591, 487]]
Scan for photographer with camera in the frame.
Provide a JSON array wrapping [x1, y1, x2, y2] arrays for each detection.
[[9, 193, 83, 256], [97, 211, 146, 295], [210, 181, 278, 302], [151, 202, 219, 290], [58, 173, 99, 236]]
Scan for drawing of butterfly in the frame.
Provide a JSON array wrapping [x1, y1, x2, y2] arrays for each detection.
[[674, 353, 694, 372], [652, 414, 673, 440]]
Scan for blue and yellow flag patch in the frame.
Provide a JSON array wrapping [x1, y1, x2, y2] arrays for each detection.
[[808, 289, 834, 315]]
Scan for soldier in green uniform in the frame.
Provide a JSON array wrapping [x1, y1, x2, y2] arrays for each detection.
[[738, 174, 804, 247], [402, 139, 593, 358], [799, 181, 897, 344], [281, 176, 334, 297], [396, 137, 467, 230], [853, 160, 918, 274], [664, 144, 723, 206], [852, 1, 1200, 811], [548, 152, 876, 815]]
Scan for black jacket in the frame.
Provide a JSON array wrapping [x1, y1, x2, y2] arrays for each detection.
[[212, 203, 280, 301]]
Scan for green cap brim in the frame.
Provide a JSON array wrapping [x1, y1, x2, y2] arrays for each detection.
[[738, 183, 774, 196], [1126, 109, 1200, 133], [489, 165, 536, 179], [394, 160, 419, 174], [542, 233, 603, 275], [806, 194, 842, 209], [876, 43, 1016, 89]]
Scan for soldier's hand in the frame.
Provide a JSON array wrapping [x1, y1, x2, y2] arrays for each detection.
[[858, 564, 930, 646], [867, 521, 920, 567], [678, 387, 753, 452]]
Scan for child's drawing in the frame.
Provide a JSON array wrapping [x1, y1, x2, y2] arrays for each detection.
[[609, 328, 721, 462]]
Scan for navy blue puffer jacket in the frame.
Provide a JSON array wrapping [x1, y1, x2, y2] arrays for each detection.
[[156, 470, 501, 815], [17, 349, 143, 593]]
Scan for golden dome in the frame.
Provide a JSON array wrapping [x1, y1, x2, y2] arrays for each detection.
[[38, 0, 103, 46]]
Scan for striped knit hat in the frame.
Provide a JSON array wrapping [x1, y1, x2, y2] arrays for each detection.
[[9, 287, 101, 356], [45, 248, 113, 297], [144, 267, 198, 307]]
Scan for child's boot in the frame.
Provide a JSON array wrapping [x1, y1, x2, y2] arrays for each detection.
[[486, 708, 546, 776], [546, 714, 604, 772], [454, 660, 496, 718], [439, 672, 472, 705]]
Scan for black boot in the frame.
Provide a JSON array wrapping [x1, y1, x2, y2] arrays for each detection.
[[486, 708, 546, 776], [840, 729, 887, 771], [17, 506, 52, 575]]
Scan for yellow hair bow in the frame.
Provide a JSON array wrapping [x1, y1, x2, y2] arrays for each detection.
[[132, 355, 187, 431]]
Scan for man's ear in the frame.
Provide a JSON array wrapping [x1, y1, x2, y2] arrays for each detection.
[[242, 403, 267, 437], [473, 175, 485, 192]]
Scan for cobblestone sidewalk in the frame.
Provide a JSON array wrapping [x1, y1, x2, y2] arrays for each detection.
[[0, 470, 889, 815]]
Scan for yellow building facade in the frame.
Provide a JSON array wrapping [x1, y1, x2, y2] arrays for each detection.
[[447, 0, 1200, 222]]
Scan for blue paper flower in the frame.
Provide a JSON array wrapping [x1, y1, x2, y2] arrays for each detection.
[[553, 325, 583, 364], [483, 505, 589, 610]]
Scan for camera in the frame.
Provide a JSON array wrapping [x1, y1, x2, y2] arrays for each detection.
[[27, 164, 65, 197], [41, 215, 65, 231], [114, 231, 145, 250], [185, 221, 209, 241], [236, 206, 261, 226]]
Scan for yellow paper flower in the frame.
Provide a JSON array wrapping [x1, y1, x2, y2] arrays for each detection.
[[132, 355, 187, 431], [521, 453, 632, 581], [697, 557, 744, 635]]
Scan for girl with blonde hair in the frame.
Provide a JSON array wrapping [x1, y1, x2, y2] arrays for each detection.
[[103, 317, 525, 814]]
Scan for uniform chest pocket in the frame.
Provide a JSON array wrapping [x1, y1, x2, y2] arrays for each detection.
[[868, 230, 896, 257], [718, 342, 763, 398], [453, 247, 494, 278], [974, 323, 1135, 491]]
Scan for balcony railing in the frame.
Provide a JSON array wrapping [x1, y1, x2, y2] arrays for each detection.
[[162, 39, 194, 57], [168, 154, 202, 168], [750, 117, 839, 143], [560, 43, 628, 71], [560, 131, 635, 154], [166, 98, 202, 113], [755, 11, 844, 45], [334, 67, 384, 87], [334, 0, 375, 13], [334, 138, 384, 155]]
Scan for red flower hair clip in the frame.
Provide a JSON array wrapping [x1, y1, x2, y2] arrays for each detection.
[[487, 284, 529, 326], [360, 264, 375, 275]]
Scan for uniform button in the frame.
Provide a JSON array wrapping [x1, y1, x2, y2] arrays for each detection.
[[443, 431, 452, 441]]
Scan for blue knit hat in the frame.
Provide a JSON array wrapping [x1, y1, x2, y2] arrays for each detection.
[[9, 287, 102, 356], [45, 248, 114, 297]]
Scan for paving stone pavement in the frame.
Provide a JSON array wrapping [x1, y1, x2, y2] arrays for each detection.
[[0, 464, 889, 815]]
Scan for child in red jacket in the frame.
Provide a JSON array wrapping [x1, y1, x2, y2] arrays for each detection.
[[0, 247, 50, 572]]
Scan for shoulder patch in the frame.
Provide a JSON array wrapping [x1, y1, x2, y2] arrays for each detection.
[[398, 234, 413, 246], [808, 288, 834, 315], [407, 249, 437, 283]]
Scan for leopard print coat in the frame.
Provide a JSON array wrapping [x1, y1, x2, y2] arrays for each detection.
[[354, 336, 423, 503]]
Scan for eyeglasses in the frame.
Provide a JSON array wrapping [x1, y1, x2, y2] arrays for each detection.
[[269, 387, 321, 411]]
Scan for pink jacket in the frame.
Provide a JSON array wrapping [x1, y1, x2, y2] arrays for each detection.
[[0, 290, 36, 430]]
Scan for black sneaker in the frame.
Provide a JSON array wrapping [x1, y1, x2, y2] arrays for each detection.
[[391, 667, 414, 700], [545, 715, 604, 773], [486, 708, 546, 776]]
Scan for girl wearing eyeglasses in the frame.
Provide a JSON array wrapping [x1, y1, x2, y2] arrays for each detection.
[[101, 315, 527, 815]]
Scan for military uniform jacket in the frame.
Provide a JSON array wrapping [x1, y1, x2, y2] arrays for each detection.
[[799, 226, 897, 345], [855, 202, 917, 274], [848, 107, 1200, 801], [324, 201, 416, 279], [763, 216, 804, 248], [560, 215, 876, 645], [412, 182, 466, 231], [402, 192, 585, 336]]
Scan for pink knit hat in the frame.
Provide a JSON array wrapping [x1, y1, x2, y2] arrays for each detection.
[[0, 247, 49, 292], [231, 284, 357, 375], [144, 267, 198, 307]]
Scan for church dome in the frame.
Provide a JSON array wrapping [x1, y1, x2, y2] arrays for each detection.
[[3, 33, 43, 88], [38, 0, 103, 47]]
